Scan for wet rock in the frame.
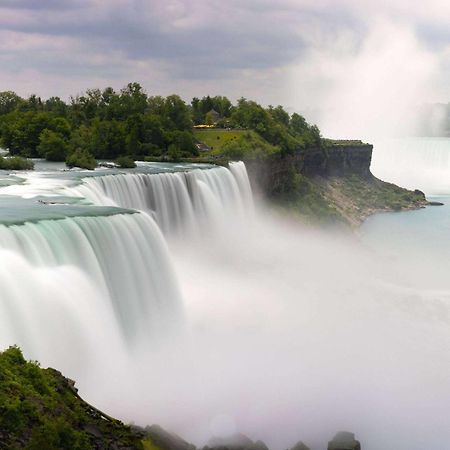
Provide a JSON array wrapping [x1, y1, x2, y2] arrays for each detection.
[[144, 424, 196, 450], [289, 441, 310, 450], [327, 431, 361, 450], [207, 433, 268, 450]]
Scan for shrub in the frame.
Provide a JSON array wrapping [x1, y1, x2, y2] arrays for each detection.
[[115, 155, 136, 168], [0, 155, 34, 170], [65, 148, 97, 170]]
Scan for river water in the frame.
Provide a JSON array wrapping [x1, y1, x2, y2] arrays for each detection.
[[0, 145, 449, 450], [362, 137, 450, 287]]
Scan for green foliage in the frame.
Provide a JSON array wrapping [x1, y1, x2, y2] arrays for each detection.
[[165, 130, 198, 158], [0, 91, 22, 115], [0, 84, 321, 163], [0, 156, 34, 170], [142, 437, 164, 450], [271, 170, 343, 224], [221, 132, 277, 160], [191, 95, 233, 124], [340, 174, 426, 210], [66, 148, 97, 170], [0, 346, 143, 449], [37, 129, 69, 161], [116, 155, 137, 168], [227, 98, 322, 155]]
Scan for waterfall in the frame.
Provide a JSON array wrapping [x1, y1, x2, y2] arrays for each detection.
[[371, 137, 450, 194], [68, 161, 254, 236], [0, 210, 183, 369], [0, 160, 252, 373]]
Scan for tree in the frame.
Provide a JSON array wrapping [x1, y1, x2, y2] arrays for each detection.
[[66, 148, 97, 170], [163, 95, 192, 131], [290, 113, 308, 135], [45, 97, 68, 116], [165, 130, 198, 157], [0, 91, 22, 115], [269, 105, 290, 127], [37, 129, 69, 161]]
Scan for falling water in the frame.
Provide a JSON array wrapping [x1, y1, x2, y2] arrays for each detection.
[[371, 137, 450, 194], [0, 204, 183, 374], [68, 161, 253, 236], [1, 160, 450, 450]]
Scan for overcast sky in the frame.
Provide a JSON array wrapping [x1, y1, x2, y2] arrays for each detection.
[[0, 0, 449, 136]]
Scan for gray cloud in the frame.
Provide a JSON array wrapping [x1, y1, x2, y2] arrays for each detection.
[[0, 0, 448, 109]]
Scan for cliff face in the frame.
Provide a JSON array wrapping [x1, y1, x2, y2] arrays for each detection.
[[245, 143, 373, 195], [244, 142, 427, 227]]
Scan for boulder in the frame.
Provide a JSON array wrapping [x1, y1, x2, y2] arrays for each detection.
[[327, 431, 361, 450], [289, 441, 310, 450], [144, 424, 196, 450], [207, 433, 268, 450]]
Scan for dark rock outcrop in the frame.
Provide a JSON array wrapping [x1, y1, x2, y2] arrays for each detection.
[[289, 441, 311, 450], [327, 431, 361, 450], [143, 424, 196, 450], [245, 142, 373, 195], [205, 433, 269, 450]]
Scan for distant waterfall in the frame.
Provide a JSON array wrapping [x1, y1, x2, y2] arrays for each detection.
[[371, 137, 450, 194], [70, 162, 254, 236], [0, 212, 183, 365]]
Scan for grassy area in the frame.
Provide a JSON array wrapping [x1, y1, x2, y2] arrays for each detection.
[[193, 129, 258, 154], [194, 128, 278, 160], [322, 139, 369, 147]]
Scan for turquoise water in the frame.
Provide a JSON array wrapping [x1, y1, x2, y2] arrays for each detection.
[[361, 196, 450, 261], [362, 137, 450, 287], [0, 160, 216, 225]]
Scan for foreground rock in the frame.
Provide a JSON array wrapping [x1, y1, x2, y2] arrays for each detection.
[[142, 424, 196, 450], [206, 433, 268, 450], [0, 347, 364, 450], [290, 441, 311, 450], [0, 346, 142, 449], [328, 431, 361, 450]]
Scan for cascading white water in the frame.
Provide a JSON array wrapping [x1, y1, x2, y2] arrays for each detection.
[[0, 210, 183, 367], [371, 137, 450, 194], [68, 162, 253, 236], [1, 160, 450, 450], [0, 160, 252, 388]]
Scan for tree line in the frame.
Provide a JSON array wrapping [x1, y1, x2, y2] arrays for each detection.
[[0, 82, 322, 168]]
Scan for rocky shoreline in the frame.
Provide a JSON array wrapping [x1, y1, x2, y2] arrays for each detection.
[[244, 142, 432, 227], [0, 346, 363, 450]]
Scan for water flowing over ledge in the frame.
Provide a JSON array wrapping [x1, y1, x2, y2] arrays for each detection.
[[69, 161, 254, 236], [0, 160, 252, 369], [371, 137, 450, 194]]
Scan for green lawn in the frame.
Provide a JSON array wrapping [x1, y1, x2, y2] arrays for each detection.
[[193, 129, 259, 154]]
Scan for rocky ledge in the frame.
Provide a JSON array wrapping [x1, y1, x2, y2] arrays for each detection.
[[0, 346, 364, 450], [245, 141, 430, 227]]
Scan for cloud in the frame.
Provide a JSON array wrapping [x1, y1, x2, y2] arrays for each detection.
[[0, 0, 448, 135]]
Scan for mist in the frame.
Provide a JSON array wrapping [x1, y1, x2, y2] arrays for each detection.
[[71, 199, 450, 450], [288, 4, 448, 140], [1, 160, 449, 450]]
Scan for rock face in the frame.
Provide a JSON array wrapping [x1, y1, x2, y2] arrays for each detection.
[[245, 142, 373, 195], [289, 441, 311, 450], [303, 144, 373, 178], [327, 431, 361, 450], [0, 346, 142, 450], [144, 424, 196, 450], [206, 433, 269, 450]]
